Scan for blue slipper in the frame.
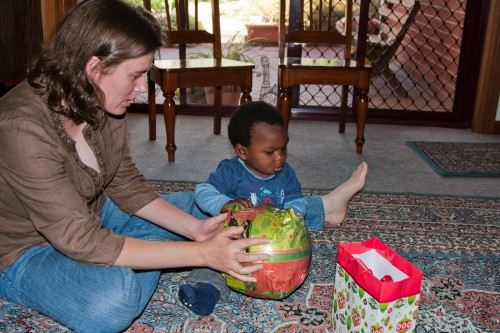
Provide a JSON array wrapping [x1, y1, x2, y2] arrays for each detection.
[[178, 283, 221, 316]]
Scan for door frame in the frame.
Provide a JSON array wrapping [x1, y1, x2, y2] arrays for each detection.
[[471, 0, 500, 134]]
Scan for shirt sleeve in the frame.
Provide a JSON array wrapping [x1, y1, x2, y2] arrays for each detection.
[[282, 163, 306, 214], [195, 158, 240, 215], [283, 163, 303, 202], [195, 183, 232, 216]]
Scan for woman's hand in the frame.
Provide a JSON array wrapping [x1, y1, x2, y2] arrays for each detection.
[[200, 226, 270, 282], [192, 214, 226, 242]]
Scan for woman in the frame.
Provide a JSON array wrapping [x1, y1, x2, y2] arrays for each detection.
[[0, 1, 269, 331]]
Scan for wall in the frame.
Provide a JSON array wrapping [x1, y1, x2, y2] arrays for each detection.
[[0, 1, 43, 81], [40, 0, 77, 43]]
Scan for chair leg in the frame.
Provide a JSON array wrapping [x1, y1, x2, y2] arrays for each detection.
[[240, 87, 252, 104], [147, 74, 156, 140], [339, 85, 349, 133], [355, 88, 368, 154], [213, 86, 222, 135], [277, 86, 292, 129]]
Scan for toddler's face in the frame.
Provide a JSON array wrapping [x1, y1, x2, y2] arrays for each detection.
[[240, 123, 288, 178]]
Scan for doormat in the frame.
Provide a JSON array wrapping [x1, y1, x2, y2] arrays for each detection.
[[406, 141, 500, 177]]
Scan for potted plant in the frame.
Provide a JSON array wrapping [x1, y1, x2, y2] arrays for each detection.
[[189, 31, 258, 106], [243, 0, 281, 44]]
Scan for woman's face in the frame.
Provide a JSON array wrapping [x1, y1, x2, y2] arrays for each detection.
[[91, 52, 154, 116], [238, 122, 288, 178]]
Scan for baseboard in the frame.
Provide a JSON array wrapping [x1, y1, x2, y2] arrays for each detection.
[[493, 121, 500, 134], [129, 103, 472, 128]]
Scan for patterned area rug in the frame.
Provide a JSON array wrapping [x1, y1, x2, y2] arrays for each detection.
[[1, 181, 499, 332], [407, 141, 500, 177]]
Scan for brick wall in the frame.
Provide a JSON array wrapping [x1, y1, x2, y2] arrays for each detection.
[[397, 0, 464, 109]]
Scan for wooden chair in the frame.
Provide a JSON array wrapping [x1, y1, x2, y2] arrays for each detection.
[[277, 0, 372, 154], [363, 0, 420, 97], [144, 0, 255, 162]]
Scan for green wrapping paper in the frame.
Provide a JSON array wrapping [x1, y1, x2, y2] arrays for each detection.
[[223, 205, 312, 300]]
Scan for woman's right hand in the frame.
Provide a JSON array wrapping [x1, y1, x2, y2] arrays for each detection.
[[200, 226, 269, 282]]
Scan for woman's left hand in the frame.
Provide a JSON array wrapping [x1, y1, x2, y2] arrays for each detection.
[[192, 214, 226, 242]]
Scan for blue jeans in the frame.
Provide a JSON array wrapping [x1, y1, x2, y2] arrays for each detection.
[[303, 195, 325, 232], [0, 192, 324, 332]]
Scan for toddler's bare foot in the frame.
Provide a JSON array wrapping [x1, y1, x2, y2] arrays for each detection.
[[322, 162, 368, 226]]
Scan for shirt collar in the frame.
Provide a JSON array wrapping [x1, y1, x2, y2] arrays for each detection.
[[237, 158, 275, 181]]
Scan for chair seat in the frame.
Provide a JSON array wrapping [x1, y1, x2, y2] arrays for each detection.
[[279, 57, 371, 86], [154, 58, 255, 71], [280, 57, 370, 70], [150, 58, 255, 90]]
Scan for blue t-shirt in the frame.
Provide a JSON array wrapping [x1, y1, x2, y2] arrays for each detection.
[[195, 157, 306, 216]]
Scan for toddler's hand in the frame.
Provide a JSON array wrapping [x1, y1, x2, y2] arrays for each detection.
[[221, 198, 252, 213]]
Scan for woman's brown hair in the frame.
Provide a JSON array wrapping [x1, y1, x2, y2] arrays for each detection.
[[28, 0, 163, 125]]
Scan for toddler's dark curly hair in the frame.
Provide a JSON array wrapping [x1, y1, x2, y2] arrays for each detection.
[[228, 101, 285, 148]]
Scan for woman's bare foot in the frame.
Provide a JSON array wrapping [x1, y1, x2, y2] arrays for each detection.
[[322, 162, 368, 226]]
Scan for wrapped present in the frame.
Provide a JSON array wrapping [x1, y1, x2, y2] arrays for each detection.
[[223, 205, 311, 300], [332, 238, 423, 333]]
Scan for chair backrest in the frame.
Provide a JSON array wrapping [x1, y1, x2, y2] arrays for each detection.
[[279, 0, 354, 60], [144, 0, 222, 59]]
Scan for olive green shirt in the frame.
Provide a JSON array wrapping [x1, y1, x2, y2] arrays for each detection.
[[0, 82, 159, 271]]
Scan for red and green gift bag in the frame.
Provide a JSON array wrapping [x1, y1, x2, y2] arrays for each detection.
[[223, 205, 311, 300], [332, 238, 423, 333]]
